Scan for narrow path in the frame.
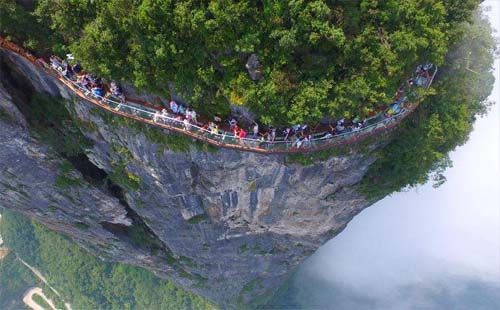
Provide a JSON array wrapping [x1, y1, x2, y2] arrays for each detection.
[[0, 36, 437, 154], [23, 287, 57, 310]]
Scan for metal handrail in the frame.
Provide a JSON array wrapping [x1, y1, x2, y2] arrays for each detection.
[[0, 36, 437, 154]]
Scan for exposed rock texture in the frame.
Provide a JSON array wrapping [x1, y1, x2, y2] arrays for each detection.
[[245, 54, 263, 81], [0, 47, 379, 307]]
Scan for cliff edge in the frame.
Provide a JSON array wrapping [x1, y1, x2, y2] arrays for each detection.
[[0, 46, 389, 307]]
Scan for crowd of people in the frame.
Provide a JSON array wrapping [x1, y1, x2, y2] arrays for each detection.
[[48, 52, 432, 150]]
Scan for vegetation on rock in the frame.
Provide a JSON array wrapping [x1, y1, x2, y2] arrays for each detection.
[[359, 10, 497, 200], [0, 209, 216, 310], [1, 0, 480, 124]]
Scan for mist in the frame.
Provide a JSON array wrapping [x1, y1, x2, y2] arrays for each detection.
[[271, 2, 500, 309]]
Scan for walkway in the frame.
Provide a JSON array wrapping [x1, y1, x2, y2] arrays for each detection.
[[0, 37, 437, 154]]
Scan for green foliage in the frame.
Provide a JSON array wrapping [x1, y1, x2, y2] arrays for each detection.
[[22, 94, 93, 158], [0, 253, 38, 310], [55, 161, 82, 188], [74, 222, 89, 229], [187, 214, 209, 225], [358, 11, 496, 200], [0, 210, 216, 310], [127, 224, 159, 251], [3, 1, 481, 124], [32, 294, 52, 310], [108, 163, 141, 191], [102, 111, 193, 153]]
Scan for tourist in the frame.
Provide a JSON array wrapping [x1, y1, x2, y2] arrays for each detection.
[[283, 127, 292, 141], [252, 123, 259, 139], [304, 134, 312, 148], [200, 124, 209, 134], [294, 136, 304, 148], [178, 104, 185, 116], [153, 111, 162, 123], [238, 128, 247, 145], [170, 100, 179, 114], [91, 86, 105, 98], [191, 110, 197, 124], [72, 63, 82, 74], [110, 81, 125, 102], [233, 124, 240, 137], [270, 127, 276, 142], [49, 55, 62, 71], [229, 118, 237, 131], [211, 124, 219, 135], [183, 117, 191, 131], [336, 122, 345, 133]]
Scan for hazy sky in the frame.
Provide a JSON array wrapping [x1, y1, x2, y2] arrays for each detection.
[[274, 2, 500, 309]]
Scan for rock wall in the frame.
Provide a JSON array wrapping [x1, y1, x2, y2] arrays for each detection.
[[0, 47, 380, 307]]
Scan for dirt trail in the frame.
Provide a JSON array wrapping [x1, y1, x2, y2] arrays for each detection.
[[23, 287, 57, 310]]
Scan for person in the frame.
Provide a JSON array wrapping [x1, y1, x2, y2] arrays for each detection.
[[233, 124, 240, 137], [200, 123, 208, 134], [77, 74, 90, 89], [88, 74, 98, 85], [185, 108, 192, 121], [238, 128, 247, 145], [191, 110, 197, 124], [178, 104, 185, 116], [270, 127, 276, 143], [170, 100, 179, 114], [183, 117, 191, 130], [294, 136, 304, 148], [283, 127, 292, 141], [153, 111, 162, 123], [72, 63, 82, 74], [304, 134, 312, 148], [252, 123, 259, 139], [211, 124, 219, 135], [91, 86, 105, 98], [238, 128, 247, 138], [336, 122, 345, 133], [259, 135, 267, 148], [110, 81, 125, 102], [50, 55, 61, 71], [229, 118, 237, 131], [61, 60, 71, 78]]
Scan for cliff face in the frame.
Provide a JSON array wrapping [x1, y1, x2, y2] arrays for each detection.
[[0, 47, 379, 306]]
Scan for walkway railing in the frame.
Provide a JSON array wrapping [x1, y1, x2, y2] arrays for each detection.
[[0, 37, 437, 154]]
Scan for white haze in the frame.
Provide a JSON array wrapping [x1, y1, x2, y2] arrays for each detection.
[[276, 2, 500, 309]]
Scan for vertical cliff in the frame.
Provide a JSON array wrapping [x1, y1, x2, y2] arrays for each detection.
[[0, 47, 383, 307]]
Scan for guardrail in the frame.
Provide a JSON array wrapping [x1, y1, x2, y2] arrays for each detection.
[[0, 36, 437, 154]]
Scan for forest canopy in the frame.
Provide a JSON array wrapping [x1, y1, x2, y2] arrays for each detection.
[[0, 209, 215, 310], [0, 0, 481, 124]]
